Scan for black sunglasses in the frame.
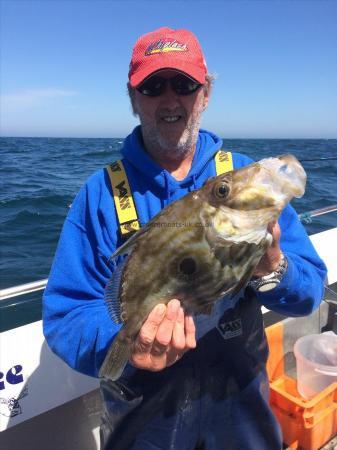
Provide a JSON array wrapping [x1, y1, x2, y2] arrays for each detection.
[[137, 74, 202, 97]]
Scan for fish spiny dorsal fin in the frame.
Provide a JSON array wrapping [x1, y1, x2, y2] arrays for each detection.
[[110, 191, 196, 260], [104, 260, 128, 324], [109, 223, 152, 260], [109, 202, 174, 260]]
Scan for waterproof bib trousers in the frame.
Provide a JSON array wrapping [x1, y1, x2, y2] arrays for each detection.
[[100, 293, 282, 450]]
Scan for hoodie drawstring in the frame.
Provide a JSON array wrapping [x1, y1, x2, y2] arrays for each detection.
[[187, 174, 198, 193], [162, 172, 171, 207], [192, 174, 198, 191]]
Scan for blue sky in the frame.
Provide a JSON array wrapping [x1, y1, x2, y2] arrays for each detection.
[[1, 1, 336, 138]]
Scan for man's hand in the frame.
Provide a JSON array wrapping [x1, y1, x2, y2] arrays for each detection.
[[130, 299, 196, 372], [253, 221, 282, 278]]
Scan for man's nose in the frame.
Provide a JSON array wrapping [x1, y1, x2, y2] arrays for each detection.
[[160, 82, 180, 103]]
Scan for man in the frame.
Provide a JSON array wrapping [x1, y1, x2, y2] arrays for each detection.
[[43, 27, 327, 449]]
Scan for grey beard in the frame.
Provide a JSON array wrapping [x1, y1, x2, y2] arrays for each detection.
[[141, 116, 201, 161]]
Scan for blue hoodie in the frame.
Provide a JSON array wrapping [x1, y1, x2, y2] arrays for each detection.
[[43, 126, 327, 377]]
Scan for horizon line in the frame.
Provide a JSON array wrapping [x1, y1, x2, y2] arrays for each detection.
[[1, 135, 336, 140]]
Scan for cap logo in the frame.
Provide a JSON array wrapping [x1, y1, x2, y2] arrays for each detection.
[[145, 39, 188, 56]]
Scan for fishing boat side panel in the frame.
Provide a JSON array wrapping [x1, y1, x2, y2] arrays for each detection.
[[0, 320, 98, 431]]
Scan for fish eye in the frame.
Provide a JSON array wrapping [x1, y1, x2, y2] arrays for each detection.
[[214, 182, 230, 199]]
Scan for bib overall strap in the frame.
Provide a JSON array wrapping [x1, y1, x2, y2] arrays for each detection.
[[215, 150, 233, 175], [106, 160, 140, 239]]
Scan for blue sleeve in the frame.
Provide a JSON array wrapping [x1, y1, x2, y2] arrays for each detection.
[[42, 171, 121, 378], [255, 204, 327, 316]]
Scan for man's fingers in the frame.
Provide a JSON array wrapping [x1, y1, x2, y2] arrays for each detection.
[[268, 221, 281, 247], [153, 299, 180, 351], [184, 315, 196, 349], [166, 313, 196, 367], [134, 303, 166, 353], [267, 220, 276, 233], [132, 300, 196, 372], [171, 307, 186, 351]]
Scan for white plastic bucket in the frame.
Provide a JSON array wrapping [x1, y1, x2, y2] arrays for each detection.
[[294, 333, 337, 399]]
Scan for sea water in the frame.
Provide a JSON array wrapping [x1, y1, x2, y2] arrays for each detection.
[[1, 137, 336, 290]]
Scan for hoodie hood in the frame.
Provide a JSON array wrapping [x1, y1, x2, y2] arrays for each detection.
[[121, 126, 222, 194]]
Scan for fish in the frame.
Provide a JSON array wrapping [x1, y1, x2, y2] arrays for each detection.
[[99, 154, 306, 381]]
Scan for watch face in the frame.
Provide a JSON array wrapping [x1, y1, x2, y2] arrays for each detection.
[[258, 281, 279, 292]]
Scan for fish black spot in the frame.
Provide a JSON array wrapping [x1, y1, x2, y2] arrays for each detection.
[[179, 257, 197, 275]]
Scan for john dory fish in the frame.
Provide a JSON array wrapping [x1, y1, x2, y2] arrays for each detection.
[[99, 155, 306, 381]]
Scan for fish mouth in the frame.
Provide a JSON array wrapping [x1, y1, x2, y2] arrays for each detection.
[[258, 155, 306, 199], [221, 155, 306, 216]]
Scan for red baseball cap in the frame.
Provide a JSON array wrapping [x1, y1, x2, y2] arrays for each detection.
[[128, 27, 207, 88]]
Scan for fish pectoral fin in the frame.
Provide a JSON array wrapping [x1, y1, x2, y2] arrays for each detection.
[[99, 327, 132, 381], [228, 237, 273, 298], [229, 246, 268, 299], [228, 266, 256, 299]]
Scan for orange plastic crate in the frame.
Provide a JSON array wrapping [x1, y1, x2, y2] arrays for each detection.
[[270, 375, 337, 449], [266, 322, 337, 450]]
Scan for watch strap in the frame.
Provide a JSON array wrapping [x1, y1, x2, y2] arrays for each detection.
[[249, 254, 288, 292]]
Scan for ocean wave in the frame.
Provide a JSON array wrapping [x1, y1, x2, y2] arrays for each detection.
[[0, 192, 73, 208], [0, 209, 67, 232], [82, 149, 116, 158]]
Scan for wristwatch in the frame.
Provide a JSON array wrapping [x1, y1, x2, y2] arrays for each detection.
[[249, 253, 288, 292]]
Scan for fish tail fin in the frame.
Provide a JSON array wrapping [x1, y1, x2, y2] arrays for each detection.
[[99, 328, 132, 381]]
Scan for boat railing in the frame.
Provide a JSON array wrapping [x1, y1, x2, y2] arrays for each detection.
[[0, 279, 48, 302], [298, 204, 337, 224]]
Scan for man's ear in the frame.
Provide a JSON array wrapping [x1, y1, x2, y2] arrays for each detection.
[[202, 82, 212, 110], [127, 83, 139, 116], [131, 98, 139, 116], [202, 95, 210, 111]]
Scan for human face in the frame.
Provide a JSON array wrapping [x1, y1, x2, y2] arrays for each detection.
[[132, 70, 210, 162]]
